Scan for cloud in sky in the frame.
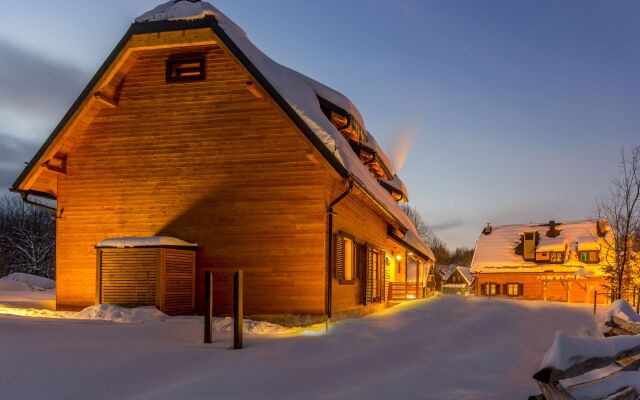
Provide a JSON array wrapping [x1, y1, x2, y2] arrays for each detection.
[[0, 40, 89, 141], [0, 132, 38, 191]]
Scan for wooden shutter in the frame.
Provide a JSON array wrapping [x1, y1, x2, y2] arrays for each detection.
[[503, 284, 509, 295], [364, 244, 374, 305], [381, 251, 388, 302], [480, 283, 487, 296], [519, 283, 524, 296], [335, 233, 345, 280], [355, 243, 365, 279], [495, 284, 500, 295]]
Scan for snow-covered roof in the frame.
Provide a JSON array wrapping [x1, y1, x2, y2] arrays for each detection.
[[455, 267, 474, 285], [470, 220, 609, 274], [441, 265, 474, 285], [135, 1, 433, 261], [96, 236, 197, 248]]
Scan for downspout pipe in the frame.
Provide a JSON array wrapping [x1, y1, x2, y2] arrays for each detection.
[[326, 178, 354, 319]]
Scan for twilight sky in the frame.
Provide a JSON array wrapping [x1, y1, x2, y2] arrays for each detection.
[[0, 0, 638, 248]]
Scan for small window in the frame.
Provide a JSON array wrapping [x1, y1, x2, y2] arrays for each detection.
[[485, 283, 497, 295], [166, 57, 205, 82], [550, 251, 564, 263], [507, 283, 520, 296], [335, 233, 356, 284], [580, 251, 599, 264], [343, 237, 355, 281]]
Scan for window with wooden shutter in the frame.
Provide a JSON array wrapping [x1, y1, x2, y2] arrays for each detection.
[[506, 283, 520, 296], [519, 283, 524, 296], [335, 232, 356, 284]]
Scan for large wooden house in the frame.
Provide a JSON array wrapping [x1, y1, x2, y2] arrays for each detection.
[[470, 220, 610, 303], [11, 1, 434, 319]]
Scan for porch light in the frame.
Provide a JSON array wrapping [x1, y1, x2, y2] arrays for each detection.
[[396, 255, 402, 261]]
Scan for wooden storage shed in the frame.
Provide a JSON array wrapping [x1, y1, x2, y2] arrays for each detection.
[[96, 237, 197, 315]]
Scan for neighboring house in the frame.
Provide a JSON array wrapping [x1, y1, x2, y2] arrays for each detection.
[[470, 220, 611, 303], [10, 1, 434, 318], [442, 266, 475, 295]]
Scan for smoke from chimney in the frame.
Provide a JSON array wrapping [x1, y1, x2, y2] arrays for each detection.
[[388, 121, 421, 174]]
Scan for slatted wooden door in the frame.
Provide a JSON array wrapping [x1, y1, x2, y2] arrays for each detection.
[[159, 249, 196, 315], [97, 248, 159, 306]]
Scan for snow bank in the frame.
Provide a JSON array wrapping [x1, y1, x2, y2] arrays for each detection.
[[606, 299, 640, 323], [541, 331, 640, 371], [1, 272, 55, 290], [75, 304, 168, 324], [96, 236, 197, 248]]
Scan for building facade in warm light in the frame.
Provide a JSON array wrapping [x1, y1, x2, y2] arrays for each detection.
[[470, 220, 611, 303], [10, 1, 434, 319]]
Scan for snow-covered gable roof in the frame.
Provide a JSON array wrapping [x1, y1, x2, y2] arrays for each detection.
[[456, 267, 474, 285], [470, 220, 608, 274], [135, 1, 433, 261]]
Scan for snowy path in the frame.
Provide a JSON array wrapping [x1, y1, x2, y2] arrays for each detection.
[[0, 296, 597, 400]]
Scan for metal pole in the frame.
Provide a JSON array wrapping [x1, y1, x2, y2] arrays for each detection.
[[234, 270, 243, 350], [204, 271, 213, 344], [593, 290, 597, 316]]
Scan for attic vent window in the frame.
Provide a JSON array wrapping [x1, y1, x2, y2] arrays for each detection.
[[166, 57, 205, 83]]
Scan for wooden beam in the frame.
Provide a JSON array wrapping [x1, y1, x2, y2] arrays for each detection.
[[245, 80, 264, 99], [94, 91, 118, 108], [41, 158, 66, 175]]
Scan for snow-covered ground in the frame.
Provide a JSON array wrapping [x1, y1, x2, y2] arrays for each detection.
[[0, 272, 55, 310], [0, 291, 599, 400]]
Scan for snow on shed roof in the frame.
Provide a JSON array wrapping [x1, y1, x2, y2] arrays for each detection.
[[135, 1, 432, 261], [96, 236, 197, 248], [470, 220, 605, 274]]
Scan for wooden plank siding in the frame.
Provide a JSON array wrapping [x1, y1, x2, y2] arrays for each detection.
[[328, 180, 410, 315], [475, 273, 608, 304], [55, 42, 328, 315]]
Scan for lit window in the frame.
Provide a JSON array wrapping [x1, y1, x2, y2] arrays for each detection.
[[484, 283, 497, 295], [344, 237, 354, 281], [579, 251, 599, 264], [550, 251, 564, 263], [507, 283, 520, 296], [166, 57, 205, 82]]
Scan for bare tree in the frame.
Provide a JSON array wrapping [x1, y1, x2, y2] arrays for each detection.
[[0, 194, 56, 278], [400, 204, 475, 292], [595, 146, 640, 299]]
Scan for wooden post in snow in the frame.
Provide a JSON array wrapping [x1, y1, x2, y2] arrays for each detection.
[[204, 271, 213, 344], [234, 270, 243, 349], [593, 290, 597, 316]]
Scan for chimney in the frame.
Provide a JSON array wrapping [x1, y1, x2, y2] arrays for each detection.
[[482, 223, 492, 235], [597, 219, 608, 237], [523, 231, 536, 261], [546, 220, 560, 238]]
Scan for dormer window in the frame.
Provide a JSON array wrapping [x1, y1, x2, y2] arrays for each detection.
[[579, 250, 599, 264], [166, 55, 205, 83], [549, 251, 565, 263]]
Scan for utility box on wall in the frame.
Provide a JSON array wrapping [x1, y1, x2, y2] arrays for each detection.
[[96, 237, 197, 315]]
